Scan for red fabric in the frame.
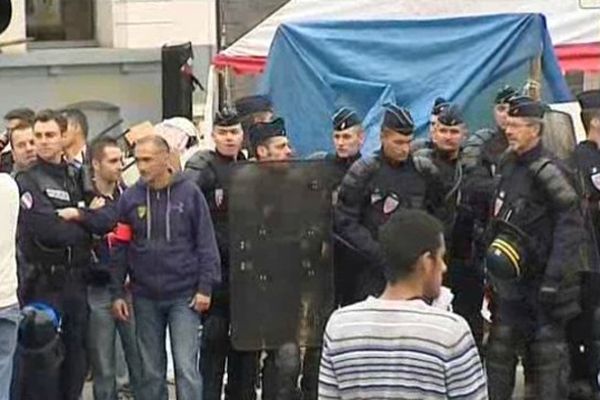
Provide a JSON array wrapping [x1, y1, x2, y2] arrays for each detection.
[[214, 43, 600, 75], [555, 43, 600, 72], [107, 223, 133, 248], [213, 54, 268, 75]]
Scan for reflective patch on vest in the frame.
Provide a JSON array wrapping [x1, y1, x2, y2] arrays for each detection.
[[332, 187, 340, 206], [494, 191, 505, 217], [45, 188, 70, 202], [383, 193, 400, 215], [137, 206, 147, 219], [215, 188, 224, 208], [20, 192, 33, 209], [591, 172, 600, 191], [370, 189, 382, 204]]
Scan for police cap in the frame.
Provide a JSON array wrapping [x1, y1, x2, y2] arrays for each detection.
[[234, 95, 273, 118], [577, 90, 600, 111], [507, 95, 546, 119], [495, 85, 519, 105], [332, 107, 361, 131], [214, 106, 241, 127], [437, 104, 464, 126], [248, 117, 286, 148], [431, 97, 449, 116], [382, 104, 414, 135]]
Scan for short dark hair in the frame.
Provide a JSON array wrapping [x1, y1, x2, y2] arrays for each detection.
[[34, 109, 68, 133], [4, 108, 35, 124], [379, 209, 444, 284], [61, 108, 89, 139], [90, 137, 120, 162], [8, 122, 33, 147], [582, 109, 600, 134]]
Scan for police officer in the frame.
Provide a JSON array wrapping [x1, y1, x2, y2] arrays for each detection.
[[235, 95, 274, 154], [410, 96, 448, 152], [325, 107, 364, 179], [569, 89, 600, 400], [414, 104, 484, 343], [246, 118, 299, 400], [15, 109, 94, 400], [335, 103, 443, 301], [184, 107, 257, 400], [485, 96, 585, 399]]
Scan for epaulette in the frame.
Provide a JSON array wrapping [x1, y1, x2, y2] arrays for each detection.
[[413, 153, 440, 178], [184, 150, 215, 171], [529, 156, 578, 210]]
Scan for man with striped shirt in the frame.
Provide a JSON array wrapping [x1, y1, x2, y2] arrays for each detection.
[[319, 210, 488, 399]]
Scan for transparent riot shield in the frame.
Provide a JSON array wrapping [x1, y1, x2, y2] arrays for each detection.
[[229, 160, 337, 350], [542, 109, 577, 161]]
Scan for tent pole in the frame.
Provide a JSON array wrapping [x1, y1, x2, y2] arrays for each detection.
[[526, 55, 542, 101]]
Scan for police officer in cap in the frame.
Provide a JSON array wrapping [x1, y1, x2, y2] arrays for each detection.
[[327, 107, 364, 181], [15, 109, 96, 399], [568, 89, 600, 399], [235, 95, 274, 154], [184, 107, 257, 400], [415, 104, 484, 343], [335, 103, 443, 301], [411, 97, 449, 152], [485, 96, 585, 399]]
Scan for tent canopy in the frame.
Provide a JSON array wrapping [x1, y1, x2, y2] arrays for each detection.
[[214, 0, 600, 74], [258, 14, 572, 156]]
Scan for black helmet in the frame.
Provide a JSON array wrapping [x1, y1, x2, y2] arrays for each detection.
[[19, 302, 61, 350], [486, 220, 529, 281]]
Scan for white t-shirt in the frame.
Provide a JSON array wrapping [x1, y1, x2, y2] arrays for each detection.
[[0, 173, 19, 308]]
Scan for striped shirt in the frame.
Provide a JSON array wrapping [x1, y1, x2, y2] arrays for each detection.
[[319, 297, 488, 400]]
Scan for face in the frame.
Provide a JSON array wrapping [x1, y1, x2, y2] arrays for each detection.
[[432, 123, 464, 154], [381, 128, 412, 162], [93, 146, 123, 184], [504, 116, 541, 155], [333, 128, 364, 159], [421, 236, 447, 300], [11, 127, 37, 169], [429, 115, 438, 136], [257, 136, 293, 161], [135, 141, 170, 185], [62, 120, 81, 149], [213, 124, 244, 157], [494, 103, 510, 130], [34, 120, 64, 163]]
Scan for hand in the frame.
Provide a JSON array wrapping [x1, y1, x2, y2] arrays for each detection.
[[56, 207, 81, 221], [89, 196, 107, 210], [112, 299, 130, 322], [189, 292, 211, 314]]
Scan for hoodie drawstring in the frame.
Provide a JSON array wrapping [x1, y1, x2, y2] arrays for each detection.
[[166, 186, 171, 242]]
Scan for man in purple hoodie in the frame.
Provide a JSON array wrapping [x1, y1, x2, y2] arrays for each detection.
[[111, 134, 220, 400]]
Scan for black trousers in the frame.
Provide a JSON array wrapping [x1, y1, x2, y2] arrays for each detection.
[[201, 297, 258, 400], [20, 268, 89, 400]]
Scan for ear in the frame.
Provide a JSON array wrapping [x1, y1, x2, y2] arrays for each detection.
[[256, 145, 268, 159], [91, 158, 100, 171], [591, 117, 600, 131]]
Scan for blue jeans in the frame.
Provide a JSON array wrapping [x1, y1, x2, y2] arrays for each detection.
[[0, 303, 20, 400], [88, 286, 143, 400], [134, 295, 202, 400]]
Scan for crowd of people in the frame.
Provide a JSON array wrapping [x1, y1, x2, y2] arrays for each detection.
[[0, 85, 599, 400]]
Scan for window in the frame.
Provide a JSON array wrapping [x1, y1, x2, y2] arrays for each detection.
[[26, 0, 94, 43]]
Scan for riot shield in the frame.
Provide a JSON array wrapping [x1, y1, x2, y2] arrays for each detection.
[[229, 159, 337, 351], [542, 109, 577, 161]]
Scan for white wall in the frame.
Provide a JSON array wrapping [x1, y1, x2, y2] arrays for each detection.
[[0, 0, 27, 53], [103, 0, 216, 49]]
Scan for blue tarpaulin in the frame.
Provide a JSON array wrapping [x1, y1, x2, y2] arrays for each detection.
[[259, 13, 573, 156]]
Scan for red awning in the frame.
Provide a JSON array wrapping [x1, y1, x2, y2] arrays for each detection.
[[554, 42, 600, 72], [214, 43, 600, 75], [212, 54, 267, 75]]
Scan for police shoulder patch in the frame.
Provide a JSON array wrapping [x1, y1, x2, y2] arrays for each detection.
[[20, 192, 33, 209]]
